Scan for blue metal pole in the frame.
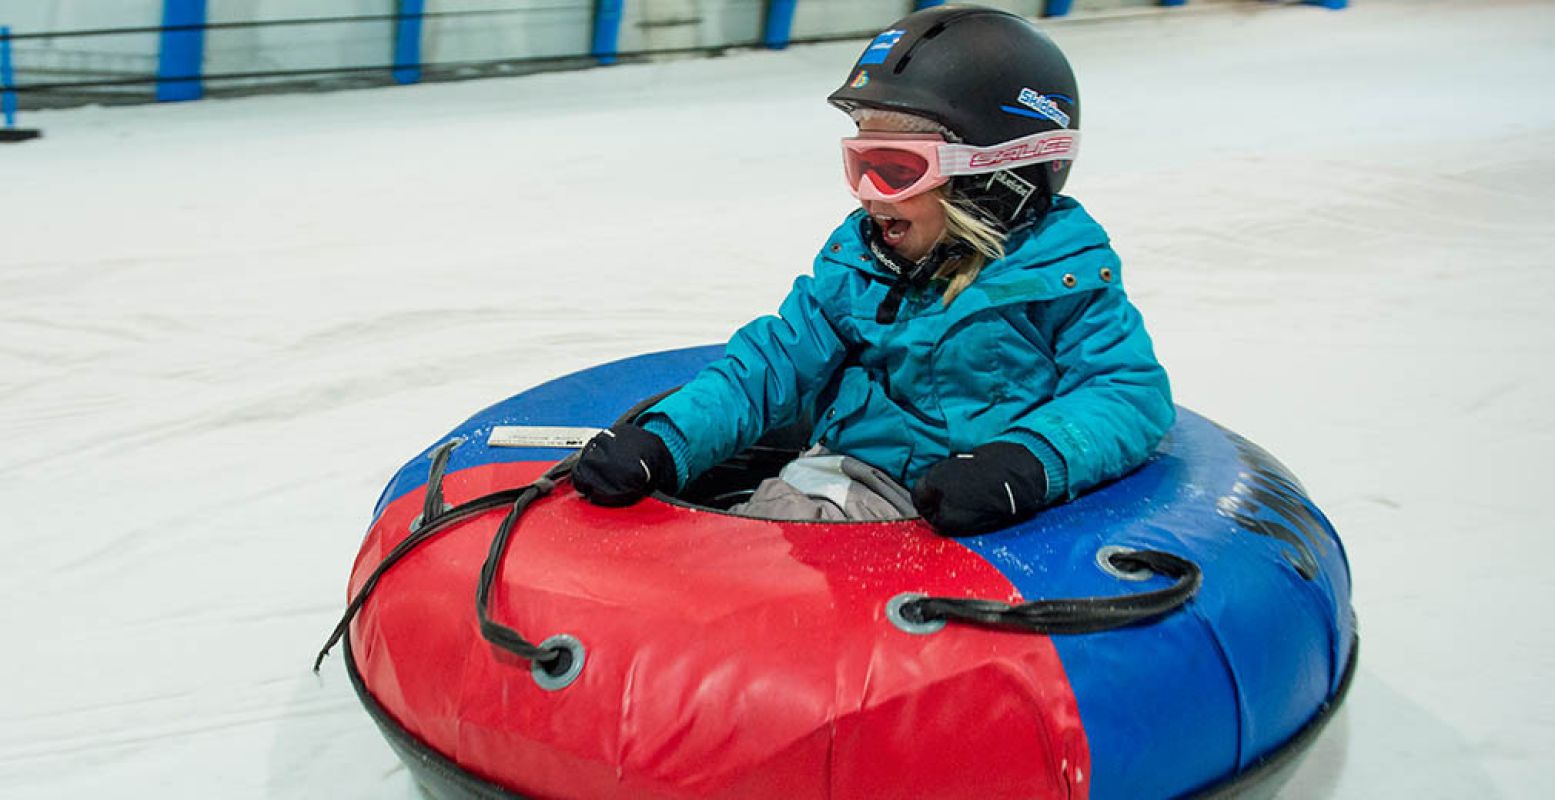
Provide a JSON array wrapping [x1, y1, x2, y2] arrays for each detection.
[[1043, 0, 1073, 17], [593, 0, 624, 66], [156, 0, 207, 102], [763, 0, 797, 50], [1159, 0, 1188, 8], [1, 26, 17, 128], [1303, 0, 1348, 8], [914, 0, 946, 9], [393, 0, 425, 85]]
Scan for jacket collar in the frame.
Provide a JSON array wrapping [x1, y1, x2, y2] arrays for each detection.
[[832, 195, 1111, 286]]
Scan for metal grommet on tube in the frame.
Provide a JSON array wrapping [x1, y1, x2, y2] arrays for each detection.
[[532, 634, 586, 691], [886, 592, 946, 635], [1097, 545, 1152, 582]]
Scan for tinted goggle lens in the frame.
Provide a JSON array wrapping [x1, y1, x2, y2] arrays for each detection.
[[850, 148, 930, 194]]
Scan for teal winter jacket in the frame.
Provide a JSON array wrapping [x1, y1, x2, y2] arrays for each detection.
[[641, 196, 1173, 504]]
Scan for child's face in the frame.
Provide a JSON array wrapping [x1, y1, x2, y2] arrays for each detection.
[[856, 121, 948, 263]]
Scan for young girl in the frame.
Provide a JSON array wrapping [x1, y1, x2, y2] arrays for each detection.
[[572, 4, 1173, 536]]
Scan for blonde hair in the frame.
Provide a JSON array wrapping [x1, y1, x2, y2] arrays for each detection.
[[934, 192, 1006, 306]]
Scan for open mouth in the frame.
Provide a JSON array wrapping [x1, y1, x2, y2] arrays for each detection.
[[875, 214, 911, 247]]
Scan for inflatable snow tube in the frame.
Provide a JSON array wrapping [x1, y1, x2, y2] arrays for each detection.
[[331, 345, 1356, 800]]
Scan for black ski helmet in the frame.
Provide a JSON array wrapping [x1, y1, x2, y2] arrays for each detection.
[[828, 5, 1080, 225]]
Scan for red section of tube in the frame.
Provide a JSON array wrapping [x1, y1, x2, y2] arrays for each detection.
[[349, 461, 1089, 799]]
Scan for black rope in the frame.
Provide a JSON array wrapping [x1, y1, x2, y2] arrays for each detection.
[[471, 390, 672, 666], [311, 460, 575, 673], [316, 391, 672, 673], [472, 461, 576, 667], [421, 438, 460, 527], [313, 484, 534, 672], [899, 549, 1202, 635], [316, 384, 1196, 682]]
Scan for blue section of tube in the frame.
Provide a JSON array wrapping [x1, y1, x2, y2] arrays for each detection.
[[371, 346, 724, 519], [1160, 0, 1188, 7], [1043, 0, 1073, 16], [592, 0, 624, 66], [1, 27, 17, 128], [156, 0, 206, 102], [913, 0, 946, 10], [962, 412, 1354, 798], [1305, 0, 1348, 8], [393, 0, 425, 85], [763, 0, 797, 50]]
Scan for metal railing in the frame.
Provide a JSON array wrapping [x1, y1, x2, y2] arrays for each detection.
[[0, 1, 1343, 113]]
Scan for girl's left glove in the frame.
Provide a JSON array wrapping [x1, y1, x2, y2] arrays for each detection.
[[572, 423, 676, 507], [912, 442, 1049, 536]]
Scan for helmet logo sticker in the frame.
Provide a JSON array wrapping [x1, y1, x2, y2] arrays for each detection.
[[858, 29, 906, 66], [1002, 88, 1073, 128], [850, 70, 870, 89]]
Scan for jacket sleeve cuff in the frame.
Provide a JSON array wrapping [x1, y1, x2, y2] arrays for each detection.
[[639, 415, 692, 490], [996, 430, 1069, 506]]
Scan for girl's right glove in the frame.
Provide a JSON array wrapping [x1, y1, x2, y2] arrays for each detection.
[[912, 442, 1049, 536], [572, 423, 676, 506]]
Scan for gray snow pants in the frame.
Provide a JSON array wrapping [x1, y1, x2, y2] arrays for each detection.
[[729, 447, 917, 522]]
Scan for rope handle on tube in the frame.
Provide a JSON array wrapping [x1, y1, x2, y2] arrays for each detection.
[[472, 460, 576, 668], [896, 549, 1202, 635], [315, 390, 674, 673], [314, 384, 1203, 676], [312, 453, 577, 672]]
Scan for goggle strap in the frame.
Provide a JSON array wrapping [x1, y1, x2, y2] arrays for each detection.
[[938, 130, 1081, 177]]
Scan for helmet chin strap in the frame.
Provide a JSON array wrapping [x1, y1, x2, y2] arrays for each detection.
[[864, 219, 969, 324]]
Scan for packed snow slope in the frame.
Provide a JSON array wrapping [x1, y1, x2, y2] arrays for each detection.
[[2, 0, 1552, 797]]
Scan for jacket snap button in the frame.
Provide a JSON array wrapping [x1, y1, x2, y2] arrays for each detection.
[[1062, 273, 1077, 288], [1100, 268, 1113, 282], [827, 409, 837, 419], [830, 243, 841, 253], [859, 254, 870, 262]]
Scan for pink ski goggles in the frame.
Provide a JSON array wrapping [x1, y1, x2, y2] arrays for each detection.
[[842, 129, 1082, 202]]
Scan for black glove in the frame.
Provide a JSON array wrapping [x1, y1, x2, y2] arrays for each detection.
[[912, 442, 1049, 536], [572, 423, 676, 507]]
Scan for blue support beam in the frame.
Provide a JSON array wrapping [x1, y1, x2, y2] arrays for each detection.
[[393, 0, 425, 85], [0, 24, 37, 141], [1043, 0, 1073, 17], [1, 26, 18, 127], [156, 0, 207, 102], [763, 0, 797, 50], [593, 0, 624, 66]]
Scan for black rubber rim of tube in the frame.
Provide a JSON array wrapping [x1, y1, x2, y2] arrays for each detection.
[[345, 631, 1358, 800], [1188, 635, 1360, 800]]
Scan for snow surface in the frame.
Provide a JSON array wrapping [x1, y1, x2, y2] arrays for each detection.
[[3, 0, 1553, 797]]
